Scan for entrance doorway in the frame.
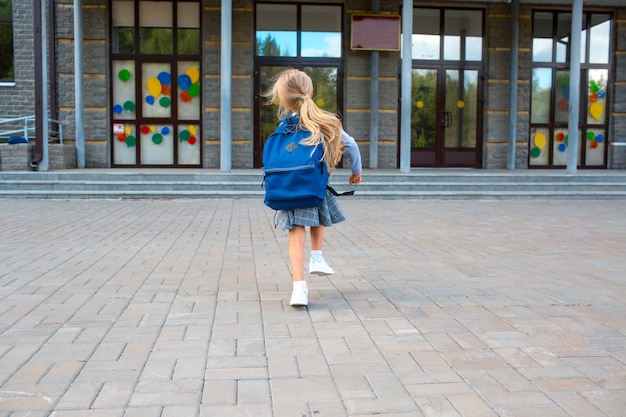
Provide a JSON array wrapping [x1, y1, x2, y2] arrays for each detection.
[[253, 3, 343, 168], [408, 8, 484, 167]]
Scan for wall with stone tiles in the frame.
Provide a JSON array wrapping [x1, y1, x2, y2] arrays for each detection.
[[344, 0, 400, 169], [483, 4, 532, 169], [0, 0, 36, 122], [610, 9, 626, 169], [3, 1, 626, 170], [54, 0, 109, 168]]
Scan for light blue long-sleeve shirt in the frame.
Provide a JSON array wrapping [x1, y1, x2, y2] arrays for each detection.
[[341, 129, 362, 175]]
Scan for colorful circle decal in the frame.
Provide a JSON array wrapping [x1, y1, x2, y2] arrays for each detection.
[[145, 71, 173, 108], [119, 69, 131, 82], [188, 84, 199, 99], [178, 74, 192, 91], [123, 101, 135, 112], [534, 133, 547, 149], [157, 71, 171, 86], [177, 67, 200, 104], [416, 100, 424, 109], [147, 77, 162, 97], [114, 104, 123, 114], [125, 135, 136, 147], [152, 133, 163, 145], [178, 128, 197, 146], [530, 147, 541, 158], [159, 96, 171, 108], [589, 102, 604, 120], [186, 67, 200, 84], [188, 83, 200, 98]]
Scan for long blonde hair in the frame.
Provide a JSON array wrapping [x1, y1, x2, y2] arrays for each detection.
[[264, 69, 344, 169]]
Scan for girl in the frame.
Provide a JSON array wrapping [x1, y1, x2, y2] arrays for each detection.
[[264, 68, 362, 307]]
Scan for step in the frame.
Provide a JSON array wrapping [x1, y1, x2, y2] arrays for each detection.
[[2, 169, 626, 199]]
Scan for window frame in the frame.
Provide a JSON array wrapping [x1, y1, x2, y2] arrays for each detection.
[[109, 0, 202, 168], [529, 10, 612, 168], [255, 2, 343, 59], [0, 0, 15, 84]]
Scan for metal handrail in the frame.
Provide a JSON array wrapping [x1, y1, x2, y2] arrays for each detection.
[[0, 115, 63, 143]]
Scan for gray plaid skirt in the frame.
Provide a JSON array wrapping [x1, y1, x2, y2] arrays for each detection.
[[274, 190, 346, 230]]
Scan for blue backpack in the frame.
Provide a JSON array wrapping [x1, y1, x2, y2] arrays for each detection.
[[262, 114, 329, 210]]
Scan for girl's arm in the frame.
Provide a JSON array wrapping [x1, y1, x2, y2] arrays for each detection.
[[341, 130, 362, 175]]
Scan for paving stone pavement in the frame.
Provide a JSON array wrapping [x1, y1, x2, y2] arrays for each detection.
[[0, 198, 625, 417]]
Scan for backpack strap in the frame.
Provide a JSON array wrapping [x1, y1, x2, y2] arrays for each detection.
[[327, 185, 355, 197]]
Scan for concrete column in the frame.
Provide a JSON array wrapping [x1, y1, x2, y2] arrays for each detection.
[[33, 0, 49, 171], [220, 0, 232, 171], [369, 0, 379, 169], [507, 0, 519, 170], [400, 0, 412, 173], [74, 0, 85, 168], [567, 0, 583, 173]]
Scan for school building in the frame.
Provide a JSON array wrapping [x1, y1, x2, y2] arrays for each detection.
[[2, 0, 626, 172]]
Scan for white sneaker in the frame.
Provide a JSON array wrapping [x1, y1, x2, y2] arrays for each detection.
[[309, 257, 334, 275], [290, 282, 308, 306]]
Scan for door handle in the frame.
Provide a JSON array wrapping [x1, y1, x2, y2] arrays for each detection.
[[442, 111, 452, 128]]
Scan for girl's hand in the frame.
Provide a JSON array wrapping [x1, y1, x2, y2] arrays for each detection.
[[349, 173, 362, 185]]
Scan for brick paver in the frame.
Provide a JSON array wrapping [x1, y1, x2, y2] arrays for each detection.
[[0, 198, 625, 417]]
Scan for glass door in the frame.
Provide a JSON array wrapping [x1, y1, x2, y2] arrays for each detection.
[[410, 67, 480, 167], [410, 69, 438, 165], [409, 7, 483, 167], [443, 68, 479, 165]]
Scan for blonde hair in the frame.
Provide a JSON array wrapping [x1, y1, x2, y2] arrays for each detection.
[[264, 68, 344, 169]]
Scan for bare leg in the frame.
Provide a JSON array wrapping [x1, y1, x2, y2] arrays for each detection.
[[310, 226, 324, 250], [288, 226, 306, 282]]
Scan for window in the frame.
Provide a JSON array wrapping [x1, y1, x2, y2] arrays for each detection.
[[0, 0, 13, 82], [111, 0, 201, 167], [412, 8, 483, 62], [256, 4, 342, 58], [529, 11, 611, 168]]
